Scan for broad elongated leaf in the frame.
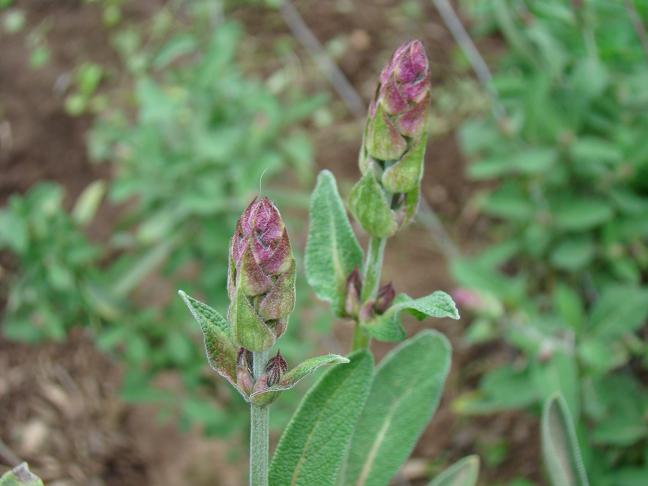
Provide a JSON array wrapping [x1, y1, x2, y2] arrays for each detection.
[[362, 292, 459, 341], [0, 463, 44, 486], [429, 455, 480, 486], [270, 351, 373, 486], [250, 354, 350, 405], [541, 394, 589, 486], [178, 290, 238, 390], [305, 170, 363, 316], [344, 331, 451, 486]]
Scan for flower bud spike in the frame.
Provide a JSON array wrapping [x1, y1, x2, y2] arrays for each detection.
[[374, 282, 396, 315], [350, 40, 431, 237], [228, 197, 296, 351], [265, 350, 288, 387]]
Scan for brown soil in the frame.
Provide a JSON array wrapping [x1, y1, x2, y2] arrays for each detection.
[[0, 1, 543, 485]]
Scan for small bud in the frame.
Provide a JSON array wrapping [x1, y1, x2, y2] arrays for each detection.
[[374, 282, 395, 314], [236, 348, 254, 395], [265, 351, 288, 387], [228, 197, 296, 351], [344, 268, 363, 317]]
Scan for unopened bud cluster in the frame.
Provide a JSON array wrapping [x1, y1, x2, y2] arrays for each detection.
[[226, 197, 296, 404], [228, 197, 296, 352], [349, 40, 431, 237]]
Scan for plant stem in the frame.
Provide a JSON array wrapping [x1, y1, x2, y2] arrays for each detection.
[[352, 321, 369, 350], [250, 349, 270, 486], [361, 237, 386, 302], [352, 237, 387, 351]]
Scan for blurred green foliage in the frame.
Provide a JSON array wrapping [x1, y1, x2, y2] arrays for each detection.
[[454, 0, 648, 483], [0, 0, 322, 439]]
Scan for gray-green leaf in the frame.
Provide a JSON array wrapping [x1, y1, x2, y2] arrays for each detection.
[[344, 331, 452, 486], [428, 455, 480, 486], [362, 292, 460, 341], [305, 170, 363, 316], [0, 463, 44, 486], [178, 290, 239, 392], [541, 394, 589, 486], [270, 351, 374, 486]]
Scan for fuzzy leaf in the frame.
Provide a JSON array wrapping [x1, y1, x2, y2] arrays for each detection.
[[344, 331, 452, 486], [270, 351, 374, 486], [0, 464, 44, 486], [429, 455, 480, 486], [541, 394, 589, 486], [305, 170, 363, 316], [178, 290, 239, 389], [362, 291, 459, 341]]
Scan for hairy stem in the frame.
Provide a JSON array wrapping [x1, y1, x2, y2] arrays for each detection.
[[352, 237, 387, 351], [250, 349, 270, 486], [361, 237, 386, 302]]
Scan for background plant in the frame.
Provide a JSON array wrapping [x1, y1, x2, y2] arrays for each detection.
[[0, 0, 322, 440], [453, 1, 648, 483]]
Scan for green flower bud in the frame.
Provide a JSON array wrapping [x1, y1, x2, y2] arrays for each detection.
[[351, 40, 431, 237], [228, 197, 296, 351]]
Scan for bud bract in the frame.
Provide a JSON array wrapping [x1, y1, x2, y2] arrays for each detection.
[[350, 40, 431, 237], [265, 350, 288, 387], [374, 282, 396, 315], [236, 347, 254, 395], [228, 197, 296, 351], [344, 268, 363, 318]]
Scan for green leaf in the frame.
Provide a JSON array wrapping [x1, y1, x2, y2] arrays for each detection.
[[429, 455, 480, 486], [469, 147, 556, 179], [541, 394, 589, 486], [0, 463, 44, 486], [550, 236, 595, 271], [270, 351, 374, 486], [362, 292, 459, 342], [552, 198, 613, 231], [344, 331, 452, 486], [348, 172, 397, 238], [590, 285, 648, 338], [250, 354, 350, 404], [481, 183, 534, 221], [305, 170, 363, 316], [178, 290, 239, 392]]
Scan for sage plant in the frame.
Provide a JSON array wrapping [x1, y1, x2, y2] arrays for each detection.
[[307, 39, 458, 353], [179, 196, 347, 486], [173, 38, 592, 486]]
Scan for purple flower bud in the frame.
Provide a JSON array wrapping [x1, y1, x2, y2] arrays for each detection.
[[228, 197, 296, 351], [351, 40, 431, 237], [374, 282, 396, 315], [265, 350, 288, 387], [374, 40, 430, 133], [344, 268, 363, 318]]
